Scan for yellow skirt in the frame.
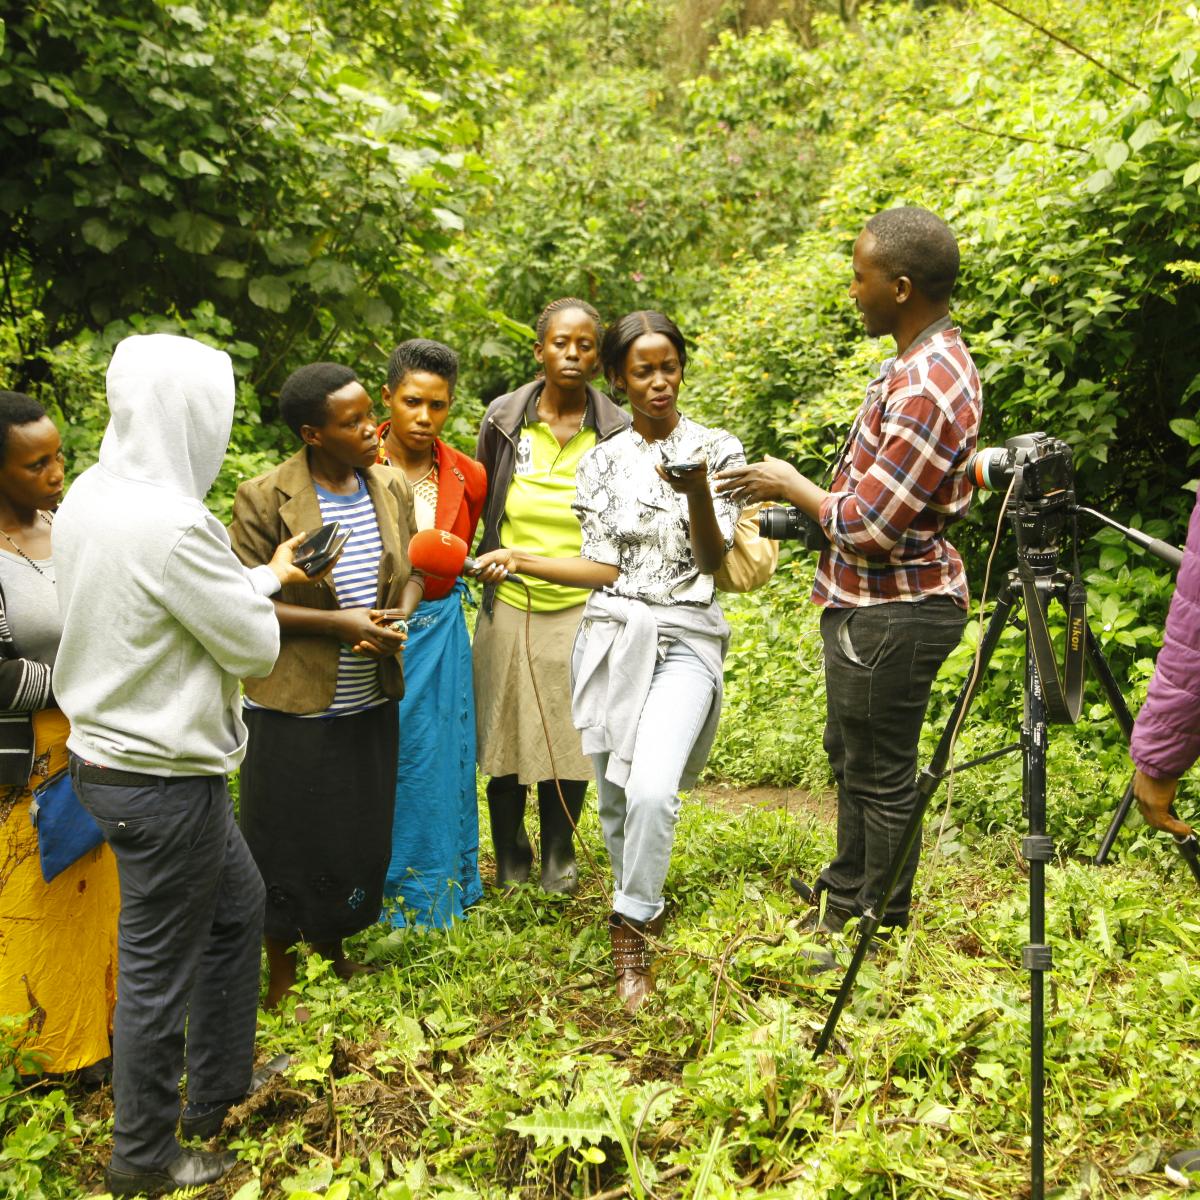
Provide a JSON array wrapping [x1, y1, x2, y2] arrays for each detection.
[[0, 709, 119, 1073]]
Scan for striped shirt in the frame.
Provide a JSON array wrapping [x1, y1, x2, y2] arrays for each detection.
[[315, 479, 387, 715], [814, 325, 982, 609]]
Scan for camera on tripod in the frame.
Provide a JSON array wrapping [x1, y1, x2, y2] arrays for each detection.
[[968, 433, 1075, 565]]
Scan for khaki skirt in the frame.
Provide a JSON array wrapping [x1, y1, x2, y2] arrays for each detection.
[[473, 599, 592, 783]]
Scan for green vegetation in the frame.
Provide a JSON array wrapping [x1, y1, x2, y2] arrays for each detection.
[[2, 0, 1199, 1195]]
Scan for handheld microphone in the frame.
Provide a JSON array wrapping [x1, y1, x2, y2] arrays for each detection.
[[408, 528, 512, 581]]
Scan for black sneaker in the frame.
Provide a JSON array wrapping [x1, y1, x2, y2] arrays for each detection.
[[105, 1148, 236, 1196], [798, 902, 859, 935]]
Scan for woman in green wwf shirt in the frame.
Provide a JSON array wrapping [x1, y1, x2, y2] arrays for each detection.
[[472, 298, 628, 895]]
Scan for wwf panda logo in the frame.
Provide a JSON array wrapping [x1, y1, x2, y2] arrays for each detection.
[[515, 432, 534, 477]]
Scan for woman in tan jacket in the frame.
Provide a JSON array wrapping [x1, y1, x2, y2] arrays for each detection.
[[230, 362, 423, 1008]]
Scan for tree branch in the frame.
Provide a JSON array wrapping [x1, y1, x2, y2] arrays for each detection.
[[949, 116, 1084, 154], [980, 0, 1138, 90]]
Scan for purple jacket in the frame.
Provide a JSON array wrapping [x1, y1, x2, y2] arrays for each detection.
[[1130, 485, 1200, 780]]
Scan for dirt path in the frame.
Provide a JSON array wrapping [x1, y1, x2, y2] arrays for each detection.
[[693, 782, 837, 822]]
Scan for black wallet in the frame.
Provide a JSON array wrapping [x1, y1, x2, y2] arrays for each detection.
[[293, 522, 351, 576]]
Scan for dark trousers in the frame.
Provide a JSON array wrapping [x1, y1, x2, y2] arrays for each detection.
[[817, 597, 966, 924], [71, 760, 265, 1172]]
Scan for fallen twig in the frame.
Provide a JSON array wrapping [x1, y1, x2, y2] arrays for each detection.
[[585, 1162, 689, 1200]]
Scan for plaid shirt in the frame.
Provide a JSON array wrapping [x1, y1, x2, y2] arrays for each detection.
[[814, 325, 982, 609]]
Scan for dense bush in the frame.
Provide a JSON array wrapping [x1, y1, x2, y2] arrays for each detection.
[[0, 0, 495, 402]]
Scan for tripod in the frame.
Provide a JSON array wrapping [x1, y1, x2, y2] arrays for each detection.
[[814, 556, 1199, 1200]]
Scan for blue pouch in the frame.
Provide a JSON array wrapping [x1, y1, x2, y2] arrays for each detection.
[[29, 769, 105, 883]]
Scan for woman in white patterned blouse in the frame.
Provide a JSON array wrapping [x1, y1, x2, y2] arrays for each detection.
[[474, 311, 744, 1011]]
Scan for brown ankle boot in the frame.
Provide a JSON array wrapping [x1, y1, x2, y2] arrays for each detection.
[[609, 911, 664, 1012]]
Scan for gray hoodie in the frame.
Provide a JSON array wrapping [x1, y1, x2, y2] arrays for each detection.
[[53, 334, 281, 776]]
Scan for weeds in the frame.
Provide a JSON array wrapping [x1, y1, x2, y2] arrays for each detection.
[[7, 776, 1196, 1198], [4, 561, 1197, 1199]]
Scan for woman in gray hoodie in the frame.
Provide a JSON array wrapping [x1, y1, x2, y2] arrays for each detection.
[[53, 334, 319, 1198]]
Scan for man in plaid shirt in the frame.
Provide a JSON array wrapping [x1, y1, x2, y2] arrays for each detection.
[[718, 206, 981, 940]]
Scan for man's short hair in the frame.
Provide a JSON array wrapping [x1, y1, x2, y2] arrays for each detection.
[[864, 207, 960, 303], [0, 390, 48, 464], [386, 339, 458, 392], [278, 363, 358, 435]]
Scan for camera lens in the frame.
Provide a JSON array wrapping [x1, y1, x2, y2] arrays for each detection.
[[758, 507, 796, 540], [967, 447, 1014, 492]]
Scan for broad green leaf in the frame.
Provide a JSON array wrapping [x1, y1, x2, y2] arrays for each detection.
[[431, 206, 464, 231], [168, 211, 223, 254], [1104, 142, 1129, 172], [31, 82, 68, 109], [178, 148, 220, 176], [362, 297, 393, 327], [1183, 161, 1200, 188], [138, 172, 170, 197], [248, 275, 292, 313], [506, 1108, 614, 1148], [81, 217, 127, 253], [1084, 168, 1113, 194], [1128, 119, 1162, 151], [306, 258, 357, 295], [149, 86, 187, 112], [167, 5, 206, 30], [134, 139, 166, 165]]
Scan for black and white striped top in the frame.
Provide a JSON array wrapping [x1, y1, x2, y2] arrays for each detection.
[[314, 479, 387, 716], [0, 574, 55, 787]]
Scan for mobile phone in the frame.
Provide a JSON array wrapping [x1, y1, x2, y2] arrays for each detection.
[[665, 460, 705, 476], [293, 522, 351, 576]]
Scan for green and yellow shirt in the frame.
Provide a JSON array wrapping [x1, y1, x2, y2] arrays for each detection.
[[498, 396, 597, 612]]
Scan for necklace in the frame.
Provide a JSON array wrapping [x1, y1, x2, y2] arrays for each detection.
[[537, 400, 586, 442], [0, 512, 53, 578]]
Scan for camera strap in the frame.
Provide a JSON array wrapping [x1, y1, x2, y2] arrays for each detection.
[[1015, 517, 1087, 725]]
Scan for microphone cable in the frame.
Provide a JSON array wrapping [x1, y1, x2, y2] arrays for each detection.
[[505, 574, 616, 910]]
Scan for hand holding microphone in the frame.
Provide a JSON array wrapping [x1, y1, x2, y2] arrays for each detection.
[[407, 528, 519, 585], [470, 548, 520, 584]]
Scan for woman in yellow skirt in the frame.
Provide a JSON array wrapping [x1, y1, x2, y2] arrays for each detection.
[[0, 391, 118, 1075]]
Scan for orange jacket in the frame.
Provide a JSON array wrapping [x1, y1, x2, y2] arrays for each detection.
[[377, 428, 487, 602]]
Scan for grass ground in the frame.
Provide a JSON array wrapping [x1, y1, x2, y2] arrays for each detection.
[[4, 577, 1198, 1199], [9, 777, 1197, 1200]]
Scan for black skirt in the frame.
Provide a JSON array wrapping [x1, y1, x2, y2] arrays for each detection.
[[239, 702, 399, 943]]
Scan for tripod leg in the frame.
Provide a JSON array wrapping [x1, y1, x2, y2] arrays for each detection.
[[1093, 779, 1136, 866], [1084, 626, 1135, 739], [1085, 625, 1142, 866], [815, 582, 1020, 1056], [1022, 609, 1053, 1200], [1176, 835, 1200, 885]]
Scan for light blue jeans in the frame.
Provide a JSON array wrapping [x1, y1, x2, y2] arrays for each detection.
[[587, 641, 716, 924]]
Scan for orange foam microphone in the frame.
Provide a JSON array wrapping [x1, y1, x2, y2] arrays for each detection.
[[407, 528, 513, 581]]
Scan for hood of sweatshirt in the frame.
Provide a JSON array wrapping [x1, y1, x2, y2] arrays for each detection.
[[99, 333, 235, 502]]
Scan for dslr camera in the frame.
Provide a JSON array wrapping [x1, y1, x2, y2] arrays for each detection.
[[758, 504, 826, 550], [967, 432, 1075, 565]]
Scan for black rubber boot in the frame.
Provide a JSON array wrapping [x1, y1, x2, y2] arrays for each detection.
[[486, 775, 532, 888], [537, 779, 586, 895]]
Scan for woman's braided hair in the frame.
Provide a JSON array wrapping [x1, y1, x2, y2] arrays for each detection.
[[535, 297, 603, 344]]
